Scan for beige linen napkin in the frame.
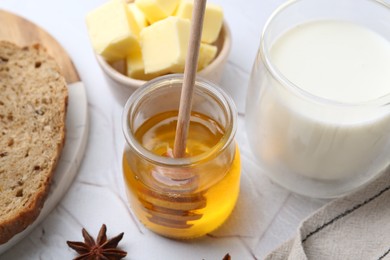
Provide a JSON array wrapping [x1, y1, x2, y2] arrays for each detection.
[[265, 170, 390, 260]]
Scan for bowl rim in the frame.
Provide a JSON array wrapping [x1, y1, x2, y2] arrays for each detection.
[[95, 21, 232, 89]]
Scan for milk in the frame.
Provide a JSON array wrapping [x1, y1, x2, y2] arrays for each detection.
[[270, 21, 390, 103], [247, 20, 390, 181]]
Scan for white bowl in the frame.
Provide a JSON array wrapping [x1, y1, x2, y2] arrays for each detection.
[[96, 22, 232, 105]]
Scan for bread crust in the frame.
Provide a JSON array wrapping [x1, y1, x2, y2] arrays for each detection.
[[0, 41, 68, 244]]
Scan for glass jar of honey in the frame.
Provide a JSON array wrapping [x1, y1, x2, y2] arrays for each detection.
[[122, 74, 240, 239]]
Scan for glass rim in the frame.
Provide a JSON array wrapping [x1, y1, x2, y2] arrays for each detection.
[[260, 0, 390, 108], [122, 74, 237, 167]]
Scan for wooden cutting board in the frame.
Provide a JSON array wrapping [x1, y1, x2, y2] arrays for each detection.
[[0, 9, 80, 84]]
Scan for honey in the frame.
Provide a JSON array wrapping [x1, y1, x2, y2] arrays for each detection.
[[123, 111, 240, 239]]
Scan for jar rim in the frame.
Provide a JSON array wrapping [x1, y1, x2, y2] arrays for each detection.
[[260, 0, 390, 108], [122, 74, 237, 167]]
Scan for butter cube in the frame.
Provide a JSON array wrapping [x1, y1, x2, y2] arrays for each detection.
[[140, 16, 190, 75], [86, 0, 140, 62], [128, 3, 148, 31], [175, 0, 223, 43], [135, 0, 180, 24], [126, 49, 158, 80], [198, 43, 217, 71], [126, 49, 144, 79]]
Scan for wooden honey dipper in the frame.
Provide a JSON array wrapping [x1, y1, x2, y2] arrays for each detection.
[[140, 0, 208, 229]]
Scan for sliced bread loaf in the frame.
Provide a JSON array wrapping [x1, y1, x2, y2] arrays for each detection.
[[0, 41, 68, 244]]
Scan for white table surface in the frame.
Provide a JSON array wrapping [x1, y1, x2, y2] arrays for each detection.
[[0, 0, 336, 259]]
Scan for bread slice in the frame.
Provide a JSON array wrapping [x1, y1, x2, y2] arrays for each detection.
[[0, 41, 68, 244]]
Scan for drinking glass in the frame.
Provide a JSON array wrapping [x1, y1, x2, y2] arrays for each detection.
[[246, 0, 390, 198]]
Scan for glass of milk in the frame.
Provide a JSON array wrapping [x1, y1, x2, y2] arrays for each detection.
[[246, 0, 390, 198]]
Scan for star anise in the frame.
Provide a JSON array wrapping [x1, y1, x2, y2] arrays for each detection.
[[67, 224, 127, 260], [222, 253, 231, 260]]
